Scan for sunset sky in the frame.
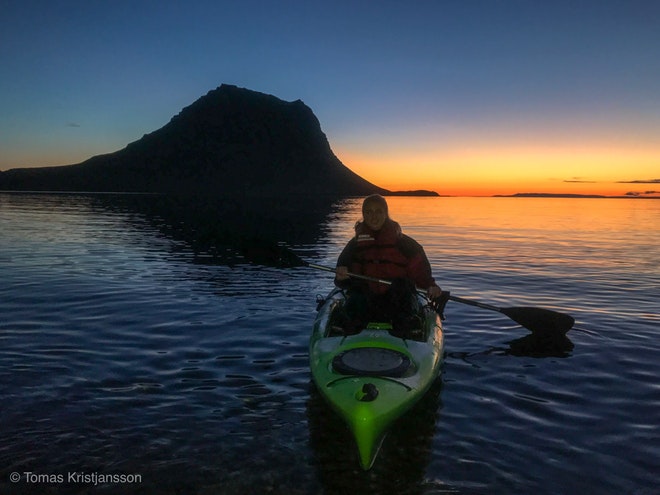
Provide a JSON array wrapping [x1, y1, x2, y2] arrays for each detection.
[[1, 0, 658, 197]]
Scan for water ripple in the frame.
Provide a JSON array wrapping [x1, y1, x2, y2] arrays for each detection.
[[1, 194, 658, 494]]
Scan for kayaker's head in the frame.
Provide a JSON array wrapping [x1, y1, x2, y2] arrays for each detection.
[[362, 194, 389, 231]]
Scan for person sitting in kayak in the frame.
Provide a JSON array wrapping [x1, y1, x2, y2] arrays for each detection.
[[334, 194, 443, 335]]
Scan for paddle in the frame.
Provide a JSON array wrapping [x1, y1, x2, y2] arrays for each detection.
[[244, 242, 575, 336], [445, 295, 574, 336]]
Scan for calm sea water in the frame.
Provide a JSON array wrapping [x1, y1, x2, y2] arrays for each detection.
[[1, 193, 658, 494]]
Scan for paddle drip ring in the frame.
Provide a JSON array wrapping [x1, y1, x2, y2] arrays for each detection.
[[332, 347, 411, 377]]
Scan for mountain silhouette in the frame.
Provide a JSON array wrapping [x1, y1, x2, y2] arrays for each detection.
[[0, 85, 437, 197]]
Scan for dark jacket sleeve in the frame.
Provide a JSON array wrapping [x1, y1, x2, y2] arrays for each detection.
[[336, 238, 356, 267], [335, 238, 358, 289], [398, 234, 437, 289]]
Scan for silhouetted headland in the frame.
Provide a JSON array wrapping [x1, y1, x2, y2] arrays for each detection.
[[0, 84, 437, 198]]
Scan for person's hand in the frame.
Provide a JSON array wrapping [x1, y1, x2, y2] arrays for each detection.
[[335, 266, 350, 281], [427, 285, 442, 299]]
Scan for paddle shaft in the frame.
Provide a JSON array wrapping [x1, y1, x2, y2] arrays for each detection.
[[305, 262, 444, 298], [307, 262, 394, 288], [303, 261, 574, 334], [243, 242, 573, 333]]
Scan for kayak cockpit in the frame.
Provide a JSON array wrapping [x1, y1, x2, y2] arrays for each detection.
[[318, 289, 432, 342]]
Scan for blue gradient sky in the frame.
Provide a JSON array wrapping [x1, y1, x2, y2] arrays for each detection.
[[1, 0, 658, 196]]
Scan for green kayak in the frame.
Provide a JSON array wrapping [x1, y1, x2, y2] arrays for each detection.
[[309, 288, 444, 470]]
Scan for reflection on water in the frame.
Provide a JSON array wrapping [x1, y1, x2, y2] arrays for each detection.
[[1, 192, 658, 494]]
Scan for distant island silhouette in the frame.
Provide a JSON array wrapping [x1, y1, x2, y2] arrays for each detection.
[[496, 193, 607, 198], [495, 193, 659, 199], [0, 84, 438, 198]]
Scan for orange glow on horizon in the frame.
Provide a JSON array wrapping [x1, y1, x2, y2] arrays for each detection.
[[336, 145, 660, 197]]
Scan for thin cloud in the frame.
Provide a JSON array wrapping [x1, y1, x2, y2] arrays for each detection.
[[66, 122, 81, 128], [617, 178, 660, 184]]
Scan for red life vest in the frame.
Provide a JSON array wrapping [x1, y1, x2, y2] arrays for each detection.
[[350, 219, 410, 294]]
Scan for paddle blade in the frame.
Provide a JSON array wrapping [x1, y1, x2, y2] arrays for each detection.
[[500, 307, 575, 335]]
